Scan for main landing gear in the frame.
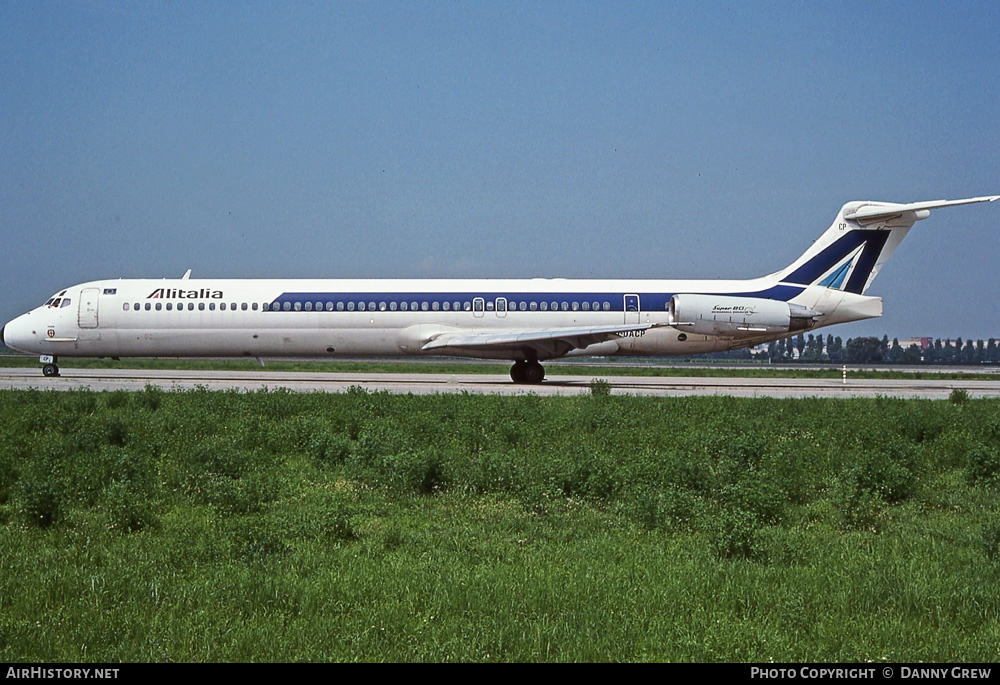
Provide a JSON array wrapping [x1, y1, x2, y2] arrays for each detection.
[[510, 360, 545, 384], [40, 355, 59, 377]]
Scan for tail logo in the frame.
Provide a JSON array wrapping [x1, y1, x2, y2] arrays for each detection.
[[783, 230, 889, 294]]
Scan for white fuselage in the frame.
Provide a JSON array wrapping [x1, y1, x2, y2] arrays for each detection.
[[1, 275, 877, 362]]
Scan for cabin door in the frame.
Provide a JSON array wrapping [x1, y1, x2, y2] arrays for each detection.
[[78, 288, 99, 328], [624, 294, 639, 324]]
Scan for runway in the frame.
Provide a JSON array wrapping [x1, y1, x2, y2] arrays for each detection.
[[1, 367, 999, 399]]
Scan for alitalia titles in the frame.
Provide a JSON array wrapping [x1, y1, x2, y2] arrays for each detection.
[[147, 288, 223, 299]]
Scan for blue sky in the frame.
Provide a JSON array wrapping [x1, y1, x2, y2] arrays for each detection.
[[2, 1, 998, 340]]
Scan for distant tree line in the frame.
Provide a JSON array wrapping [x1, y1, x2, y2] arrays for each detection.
[[759, 334, 1000, 365]]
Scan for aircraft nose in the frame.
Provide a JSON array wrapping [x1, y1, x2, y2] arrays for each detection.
[[2, 314, 36, 354]]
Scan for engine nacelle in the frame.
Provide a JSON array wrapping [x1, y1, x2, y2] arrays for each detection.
[[669, 294, 814, 337]]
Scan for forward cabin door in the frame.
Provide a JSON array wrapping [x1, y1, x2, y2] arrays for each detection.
[[624, 294, 639, 324], [78, 288, 99, 328]]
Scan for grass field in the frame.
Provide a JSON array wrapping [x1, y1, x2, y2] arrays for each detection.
[[1, 387, 998, 661]]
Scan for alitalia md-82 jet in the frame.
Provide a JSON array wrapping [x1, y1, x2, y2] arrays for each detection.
[[2, 195, 996, 382]]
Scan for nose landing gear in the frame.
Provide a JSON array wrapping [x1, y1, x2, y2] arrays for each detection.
[[40, 355, 60, 377]]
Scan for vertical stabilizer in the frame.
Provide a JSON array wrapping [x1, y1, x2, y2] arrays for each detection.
[[770, 196, 998, 294]]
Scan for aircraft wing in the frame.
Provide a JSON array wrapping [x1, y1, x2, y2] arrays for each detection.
[[422, 322, 667, 358]]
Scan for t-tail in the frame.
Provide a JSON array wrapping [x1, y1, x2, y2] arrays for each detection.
[[770, 195, 999, 295]]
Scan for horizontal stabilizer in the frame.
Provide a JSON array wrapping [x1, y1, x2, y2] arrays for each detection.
[[844, 195, 999, 223]]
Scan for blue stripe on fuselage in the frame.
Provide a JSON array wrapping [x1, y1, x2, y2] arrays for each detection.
[[269, 285, 807, 313]]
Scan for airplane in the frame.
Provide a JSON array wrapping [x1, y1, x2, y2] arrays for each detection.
[[2, 195, 997, 383]]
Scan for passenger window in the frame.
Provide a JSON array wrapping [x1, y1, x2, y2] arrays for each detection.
[[572, 302, 579, 311], [390, 302, 398, 311], [540, 302, 548, 311], [253, 303, 259, 311], [221, 302, 227, 311], [530, 302, 537, 311], [198, 302, 205, 311], [582, 302, 590, 311], [348, 302, 355, 311], [421, 302, 429, 311], [442, 301, 450, 311], [454, 301, 461, 311], [337, 302, 345, 311], [293, 302, 302, 311], [603, 302, 611, 311], [282, 302, 291, 311], [379, 302, 387, 311], [358, 302, 365, 311], [411, 301, 418, 311], [400, 302, 408, 311], [325, 302, 333, 311], [368, 301, 376, 311], [123, 303, 129, 311], [155, 303, 162, 311], [304, 302, 313, 311], [243, 303, 249, 311], [432, 302, 440, 311], [145, 303, 152, 311]]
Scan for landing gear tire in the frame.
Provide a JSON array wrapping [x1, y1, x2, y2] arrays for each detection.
[[510, 360, 544, 384], [42, 364, 60, 377], [510, 361, 526, 383]]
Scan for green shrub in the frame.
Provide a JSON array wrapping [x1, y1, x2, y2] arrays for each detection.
[[104, 481, 158, 533], [589, 378, 612, 396], [17, 473, 64, 528], [391, 447, 449, 494], [306, 430, 352, 466], [967, 443, 1000, 484], [982, 519, 1000, 561], [831, 470, 885, 532], [711, 507, 761, 560]]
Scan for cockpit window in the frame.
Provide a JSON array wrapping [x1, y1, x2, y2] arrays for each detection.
[[45, 292, 72, 308]]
